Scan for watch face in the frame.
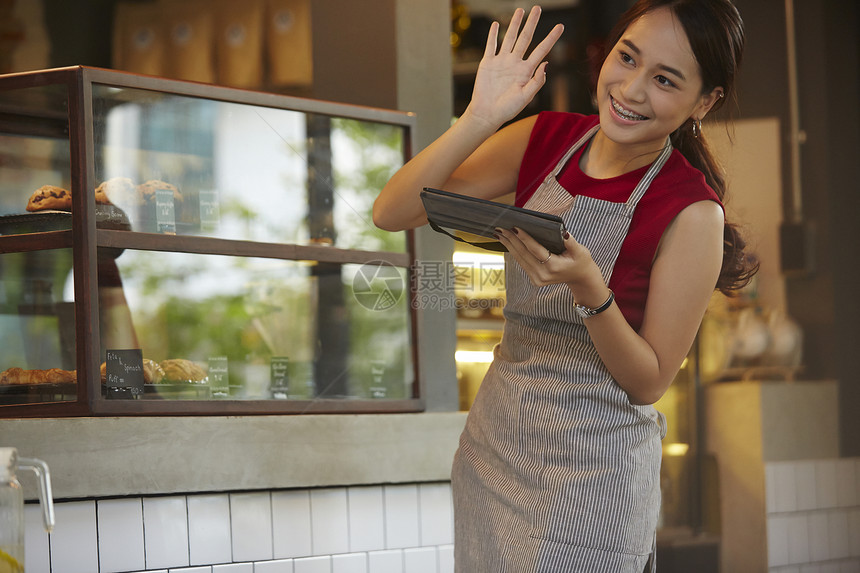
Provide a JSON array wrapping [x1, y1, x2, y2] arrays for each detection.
[[574, 304, 592, 319]]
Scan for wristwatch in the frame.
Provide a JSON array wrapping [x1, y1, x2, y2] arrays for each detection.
[[573, 289, 615, 319]]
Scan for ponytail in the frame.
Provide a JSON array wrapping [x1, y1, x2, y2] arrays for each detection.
[[671, 121, 759, 294]]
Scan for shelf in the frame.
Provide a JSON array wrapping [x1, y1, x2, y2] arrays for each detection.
[[96, 230, 411, 267]]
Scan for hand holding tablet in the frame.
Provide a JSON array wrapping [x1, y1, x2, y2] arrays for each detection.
[[420, 187, 568, 254]]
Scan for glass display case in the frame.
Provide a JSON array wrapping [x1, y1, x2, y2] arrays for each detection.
[[0, 66, 419, 416]]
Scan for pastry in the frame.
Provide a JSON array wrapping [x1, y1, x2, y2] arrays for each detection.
[[160, 359, 207, 383], [100, 358, 165, 384], [94, 188, 113, 206], [143, 359, 166, 384], [26, 182, 118, 213], [137, 179, 183, 204], [26, 185, 72, 212], [96, 177, 139, 206], [0, 367, 76, 385]]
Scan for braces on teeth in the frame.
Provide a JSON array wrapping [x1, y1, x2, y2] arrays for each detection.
[[612, 99, 647, 120]]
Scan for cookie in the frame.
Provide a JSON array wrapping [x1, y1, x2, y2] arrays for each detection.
[[96, 177, 139, 206], [26, 185, 72, 212], [137, 179, 183, 204]]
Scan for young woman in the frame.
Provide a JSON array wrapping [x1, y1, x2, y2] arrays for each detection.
[[374, 1, 755, 571]]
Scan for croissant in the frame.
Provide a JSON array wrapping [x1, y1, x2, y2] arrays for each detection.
[[0, 367, 76, 385]]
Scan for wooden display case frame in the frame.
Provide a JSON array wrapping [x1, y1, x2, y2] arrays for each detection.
[[0, 66, 422, 417]]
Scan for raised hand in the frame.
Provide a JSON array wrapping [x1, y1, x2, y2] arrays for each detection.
[[465, 6, 564, 131]]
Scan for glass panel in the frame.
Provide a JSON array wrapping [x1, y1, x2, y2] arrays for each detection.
[[0, 84, 72, 228], [654, 356, 696, 530], [0, 248, 77, 405], [102, 249, 414, 401], [91, 85, 407, 252]]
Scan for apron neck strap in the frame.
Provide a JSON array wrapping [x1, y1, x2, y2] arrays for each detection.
[[626, 140, 673, 210]]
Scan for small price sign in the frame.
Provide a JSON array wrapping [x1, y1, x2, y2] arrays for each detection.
[[155, 187, 177, 234], [105, 349, 145, 398], [199, 190, 220, 232], [369, 359, 387, 399], [208, 356, 229, 397], [270, 356, 290, 399]]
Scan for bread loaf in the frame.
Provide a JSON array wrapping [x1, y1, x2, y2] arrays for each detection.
[[160, 359, 207, 383]]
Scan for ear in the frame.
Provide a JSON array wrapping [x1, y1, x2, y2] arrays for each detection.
[[693, 87, 725, 121]]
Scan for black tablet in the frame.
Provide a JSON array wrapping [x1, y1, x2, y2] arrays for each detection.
[[420, 187, 567, 254]]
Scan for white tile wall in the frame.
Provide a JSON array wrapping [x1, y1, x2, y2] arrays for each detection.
[[331, 552, 367, 573], [212, 563, 253, 572], [24, 502, 50, 573], [850, 509, 860, 558], [383, 485, 420, 549], [418, 482, 454, 546], [786, 515, 810, 564], [816, 461, 839, 509], [98, 497, 146, 573], [272, 490, 313, 559], [796, 462, 817, 512], [23, 482, 455, 573], [772, 462, 798, 513], [837, 462, 858, 507], [808, 512, 829, 562], [253, 559, 294, 573], [766, 458, 860, 572], [188, 494, 233, 566], [367, 550, 403, 573], [347, 486, 385, 553], [768, 514, 790, 567], [293, 555, 332, 573], [828, 511, 851, 560], [403, 547, 436, 573], [50, 500, 99, 573], [230, 492, 273, 562], [144, 495, 191, 569], [438, 545, 455, 572], [310, 488, 350, 556]]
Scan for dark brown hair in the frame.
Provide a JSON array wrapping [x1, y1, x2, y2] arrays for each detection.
[[606, 0, 758, 294]]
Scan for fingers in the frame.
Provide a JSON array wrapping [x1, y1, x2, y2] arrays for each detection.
[[512, 6, 541, 57], [483, 20, 500, 59], [522, 61, 549, 100], [496, 227, 547, 267], [496, 6, 563, 60], [499, 8, 526, 55], [526, 23, 565, 67]]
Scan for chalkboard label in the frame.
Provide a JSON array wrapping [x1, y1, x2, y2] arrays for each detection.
[[208, 356, 229, 397], [105, 349, 144, 398], [155, 187, 177, 234], [270, 356, 290, 399], [199, 190, 220, 232], [369, 360, 387, 399]]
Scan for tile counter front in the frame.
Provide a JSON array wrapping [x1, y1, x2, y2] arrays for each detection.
[[26, 485, 456, 572], [5, 412, 467, 572], [705, 380, 860, 572]]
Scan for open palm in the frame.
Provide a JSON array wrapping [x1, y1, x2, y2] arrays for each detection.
[[467, 7, 564, 129]]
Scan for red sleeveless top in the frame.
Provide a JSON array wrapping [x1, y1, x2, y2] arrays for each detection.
[[516, 112, 721, 331]]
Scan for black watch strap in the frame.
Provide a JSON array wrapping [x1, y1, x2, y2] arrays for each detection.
[[574, 289, 614, 318]]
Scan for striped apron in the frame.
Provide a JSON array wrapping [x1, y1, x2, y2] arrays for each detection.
[[452, 125, 672, 573]]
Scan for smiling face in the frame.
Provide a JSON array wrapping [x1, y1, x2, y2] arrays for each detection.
[[596, 6, 722, 155]]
